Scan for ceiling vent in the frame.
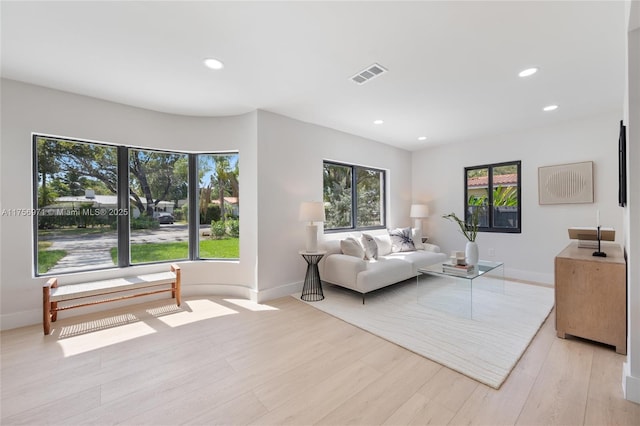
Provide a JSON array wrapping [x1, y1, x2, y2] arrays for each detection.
[[350, 63, 388, 85]]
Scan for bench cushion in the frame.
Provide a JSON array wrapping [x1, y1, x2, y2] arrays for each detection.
[[50, 271, 177, 302]]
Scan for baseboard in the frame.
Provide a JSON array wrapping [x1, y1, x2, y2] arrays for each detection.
[[623, 361, 640, 403], [182, 283, 253, 299], [504, 267, 553, 286], [1, 308, 42, 331], [254, 281, 304, 303]]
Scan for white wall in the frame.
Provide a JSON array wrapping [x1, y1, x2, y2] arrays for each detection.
[[0, 80, 414, 328], [412, 111, 623, 284], [623, 0, 640, 404], [0, 79, 259, 329], [255, 110, 413, 299]]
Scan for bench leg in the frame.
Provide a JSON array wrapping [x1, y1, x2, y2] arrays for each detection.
[[43, 284, 51, 335], [43, 278, 58, 335], [171, 264, 181, 306]]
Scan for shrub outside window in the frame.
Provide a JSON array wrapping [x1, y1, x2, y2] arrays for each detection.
[[128, 148, 189, 264], [198, 153, 240, 259], [33, 134, 239, 276], [323, 161, 385, 232], [465, 161, 521, 233]]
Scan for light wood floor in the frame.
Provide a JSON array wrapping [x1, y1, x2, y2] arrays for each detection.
[[1, 294, 638, 425]]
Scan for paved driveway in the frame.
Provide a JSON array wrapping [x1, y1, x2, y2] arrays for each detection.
[[44, 224, 201, 273]]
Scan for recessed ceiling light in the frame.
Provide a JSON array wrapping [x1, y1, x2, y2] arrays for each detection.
[[543, 105, 558, 111], [203, 58, 224, 70], [418, 136, 427, 141], [373, 119, 384, 125], [518, 67, 538, 77]]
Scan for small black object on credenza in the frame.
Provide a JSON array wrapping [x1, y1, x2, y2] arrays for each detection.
[[593, 226, 607, 257]]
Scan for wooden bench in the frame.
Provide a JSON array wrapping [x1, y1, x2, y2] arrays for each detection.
[[43, 264, 181, 335]]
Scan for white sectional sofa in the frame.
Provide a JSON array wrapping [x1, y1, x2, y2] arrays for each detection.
[[318, 233, 447, 303]]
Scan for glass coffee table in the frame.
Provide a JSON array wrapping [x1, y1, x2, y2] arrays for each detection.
[[417, 260, 504, 318]]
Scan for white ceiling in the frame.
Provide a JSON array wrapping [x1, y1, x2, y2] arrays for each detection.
[[0, 1, 626, 151]]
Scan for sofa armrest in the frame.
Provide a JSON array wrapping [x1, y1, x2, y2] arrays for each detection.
[[421, 243, 441, 253], [320, 254, 367, 288]]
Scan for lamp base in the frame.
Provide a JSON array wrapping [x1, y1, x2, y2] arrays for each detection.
[[305, 224, 318, 253]]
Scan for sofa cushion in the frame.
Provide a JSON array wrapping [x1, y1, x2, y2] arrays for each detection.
[[385, 250, 448, 274], [356, 257, 413, 293], [360, 233, 378, 260], [412, 228, 425, 250], [422, 243, 441, 253], [388, 227, 416, 252], [340, 237, 365, 259], [375, 234, 393, 256], [320, 239, 342, 255], [321, 254, 367, 289]]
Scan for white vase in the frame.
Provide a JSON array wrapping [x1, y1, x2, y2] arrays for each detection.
[[465, 241, 479, 266]]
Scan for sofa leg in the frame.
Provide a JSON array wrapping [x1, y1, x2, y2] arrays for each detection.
[[362, 293, 365, 304]]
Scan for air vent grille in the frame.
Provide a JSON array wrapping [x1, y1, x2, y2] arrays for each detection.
[[350, 63, 388, 85]]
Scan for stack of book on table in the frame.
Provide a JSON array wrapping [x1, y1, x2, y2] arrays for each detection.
[[442, 263, 475, 276]]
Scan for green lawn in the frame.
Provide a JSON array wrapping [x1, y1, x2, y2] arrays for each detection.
[[110, 238, 239, 264], [37, 242, 67, 274], [199, 238, 240, 259]]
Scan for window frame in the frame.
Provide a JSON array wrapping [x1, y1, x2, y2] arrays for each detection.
[[464, 160, 521, 234], [32, 134, 239, 276], [323, 160, 386, 233]]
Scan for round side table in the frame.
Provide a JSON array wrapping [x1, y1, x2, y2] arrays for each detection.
[[299, 251, 326, 302]]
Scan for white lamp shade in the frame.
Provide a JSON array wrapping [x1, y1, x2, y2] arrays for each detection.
[[410, 204, 429, 218], [299, 201, 325, 223]]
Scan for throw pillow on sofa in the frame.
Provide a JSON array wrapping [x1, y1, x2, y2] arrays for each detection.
[[388, 227, 416, 252], [340, 237, 365, 259], [412, 228, 425, 250], [374, 235, 393, 255], [360, 233, 378, 260]]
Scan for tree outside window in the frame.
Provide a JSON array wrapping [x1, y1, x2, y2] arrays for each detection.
[[128, 148, 189, 264], [33, 135, 240, 276], [198, 153, 240, 259], [465, 161, 521, 233], [323, 161, 385, 231]]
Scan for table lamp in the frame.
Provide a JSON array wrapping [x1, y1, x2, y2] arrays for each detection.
[[299, 201, 325, 252], [410, 204, 429, 231]]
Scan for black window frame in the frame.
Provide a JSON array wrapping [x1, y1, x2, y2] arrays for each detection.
[[323, 160, 386, 233], [32, 134, 240, 276], [464, 160, 521, 234]]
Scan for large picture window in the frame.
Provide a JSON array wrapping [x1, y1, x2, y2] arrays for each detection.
[[197, 153, 240, 259], [33, 135, 239, 275], [323, 161, 385, 232], [128, 148, 189, 264], [465, 161, 521, 233]]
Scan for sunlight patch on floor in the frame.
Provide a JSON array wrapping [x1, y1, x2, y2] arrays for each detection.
[[145, 303, 185, 317], [57, 320, 156, 357], [155, 299, 238, 327], [58, 313, 139, 339], [224, 298, 279, 312]]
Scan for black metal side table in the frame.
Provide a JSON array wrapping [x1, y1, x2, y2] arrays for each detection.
[[299, 251, 326, 302]]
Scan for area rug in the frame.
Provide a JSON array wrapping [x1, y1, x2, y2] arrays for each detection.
[[298, 276, 554, 389]]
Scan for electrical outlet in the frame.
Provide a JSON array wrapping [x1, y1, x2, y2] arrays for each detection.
[[488, 248, 495, 257]]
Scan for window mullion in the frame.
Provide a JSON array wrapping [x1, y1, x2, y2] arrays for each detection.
[[351, 166, 358, 228], [117, 146, 130, 267], [487, 166, 493, 229], [188, 154, 199, 260]]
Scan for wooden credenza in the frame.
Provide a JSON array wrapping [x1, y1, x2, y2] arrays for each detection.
[[555, 242, 627, 354]]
